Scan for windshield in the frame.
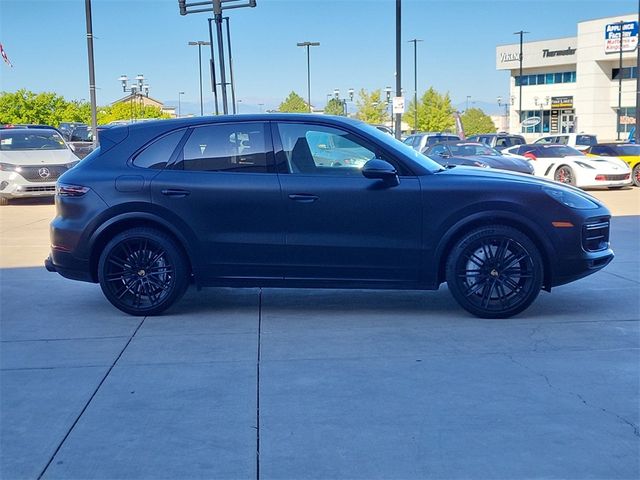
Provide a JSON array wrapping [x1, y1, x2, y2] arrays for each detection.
[[358, 122, 444, 173], [449, 144, 500, 156], [611, 145, 640, 156], [69, 127, 93, 142], [524, 145, 583, 158], [0, 130, 67, 151]]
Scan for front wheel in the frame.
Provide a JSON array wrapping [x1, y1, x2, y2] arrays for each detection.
[[98, 227, 189, 316], [446, 225, 543, 319], [633, 164, 640, 187], [554, 165, 575, 185]]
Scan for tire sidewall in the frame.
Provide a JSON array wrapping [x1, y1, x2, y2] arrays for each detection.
[[446, 225, 543, 319], [98, 228, 189, 316]]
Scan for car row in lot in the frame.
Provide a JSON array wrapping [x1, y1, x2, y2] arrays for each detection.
[[423, 141, 534, 175], [585, 143, 640, 187], [46, 114, 614, 319]]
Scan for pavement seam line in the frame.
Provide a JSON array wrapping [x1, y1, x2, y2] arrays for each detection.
[[36, 317, 146, 480], [256, 288, 262, 480]]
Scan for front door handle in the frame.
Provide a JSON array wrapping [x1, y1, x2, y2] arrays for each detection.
[[288, 193, 319, 203], [161, 188, 191, 198]]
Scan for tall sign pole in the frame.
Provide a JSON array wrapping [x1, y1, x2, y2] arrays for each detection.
[[618, 20, 624, 141], [84, 0, 98, 148], [394, 0, 402, 139], [513, 30, 529, 128], [636, 0, 640, 142]]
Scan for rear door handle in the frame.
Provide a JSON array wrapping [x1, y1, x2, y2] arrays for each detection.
[[161, 188, 191, 198], [288, 193, 319, 203]]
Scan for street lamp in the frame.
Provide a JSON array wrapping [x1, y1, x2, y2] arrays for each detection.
[[331, 88, 354, 115], [178, 91, 185, 118], [119, 74, 147, 122], [497, 95, 515, 132], [408, 39, 422, 133], [236, 99, 242, 113], [513, 30, 529, 126], [534, 95, 550, 135], [296, 41, 320, 113], [385, 86, 393, 129], [188, 41, 212, 116]]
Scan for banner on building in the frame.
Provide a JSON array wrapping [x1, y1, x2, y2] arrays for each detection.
[[605, 21, 639, 53], [551, 96, 573, 109]]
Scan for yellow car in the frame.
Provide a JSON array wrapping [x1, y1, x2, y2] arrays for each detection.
[[586, 143, 640, 187]]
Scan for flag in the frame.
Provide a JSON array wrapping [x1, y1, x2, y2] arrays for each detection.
[[0, 43, 13, 68]]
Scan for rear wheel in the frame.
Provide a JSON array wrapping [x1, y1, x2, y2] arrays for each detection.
[[98, 227, 189, 316], [633, 164, 640, 187], [554, 165, 575, 185], [446, 225, 543, 319]]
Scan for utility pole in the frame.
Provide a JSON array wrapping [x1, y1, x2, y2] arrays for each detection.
[[408, 38, 422, 133], [617, 20, 624, 141], [84, 0, 98, 148], [394, 0, 402, 139], [188, 41, 211, 116], [297, 41, 320, 113], [514, 30, 529, 127], [636, 0, 640, 143]]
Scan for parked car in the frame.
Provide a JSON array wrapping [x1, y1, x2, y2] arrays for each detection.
[[46, 114, 614, 319], [466, 133, 526, 151], [585, 143, 640, 187], [65, 125, 95, 159], [502, 144, 630, 189], [373, 124, 393, 136], [2, 123, 63, 135], [423, 141, 534, 175], [0, 128, 80, 205], [533, 133, 598, 151], [402, 132, 460, 152], [59, 122, 88, 139]]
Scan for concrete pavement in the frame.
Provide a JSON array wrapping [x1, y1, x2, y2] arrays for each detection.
[[0, 194, 638, 479]]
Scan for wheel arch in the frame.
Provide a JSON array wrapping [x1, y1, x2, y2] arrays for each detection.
[[434, 211, 555, 291], [87, 211, 198, 284]]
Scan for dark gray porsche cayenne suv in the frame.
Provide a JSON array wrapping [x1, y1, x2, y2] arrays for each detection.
[[46, 114, 614, 318]]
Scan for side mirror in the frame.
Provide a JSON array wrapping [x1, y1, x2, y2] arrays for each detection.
[[362, 159, 399, 186]]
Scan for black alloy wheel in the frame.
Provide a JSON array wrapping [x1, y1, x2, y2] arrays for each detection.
[[98, 227, 189, 316], [446, 225, 543, 318], [633, 164, 640, 187], [554, 165, 575, 185]]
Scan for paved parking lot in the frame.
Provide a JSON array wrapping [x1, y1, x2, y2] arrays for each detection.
[[1, 190, 639, 479]]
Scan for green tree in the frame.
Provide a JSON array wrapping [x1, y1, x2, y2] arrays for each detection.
[[97, 102, 170, 124], [278, 91, 309, 113], [460, 107, 496, 136], [324, 97, 345, 116], [403, 87, 454, 132], [355, 89, 389, 124], [0, 89, 70, 125]]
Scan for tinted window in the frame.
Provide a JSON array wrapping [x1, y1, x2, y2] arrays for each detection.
[[557, 136, 569, 145], [611, 145, 640, 155], [133, 130, 185, 169], [511, 136, 525, 145], [588, 146, 605, 155], [429, 144, 449, 156], [449, 144, 499, 156], [182, 122, 269, 172], [576, 135, 597, 146], [276, 123, 377, 175], [533, 145, 583, 158]]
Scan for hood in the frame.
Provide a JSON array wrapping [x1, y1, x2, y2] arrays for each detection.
[[467, 154, 534, 174], [566, 155, 630, 172], [0, 149, 79, 166]]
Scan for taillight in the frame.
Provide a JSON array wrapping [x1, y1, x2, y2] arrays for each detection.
[[595, 175, 605, 181], [523, 152, 537, 160], [57, 183, 89, 196]]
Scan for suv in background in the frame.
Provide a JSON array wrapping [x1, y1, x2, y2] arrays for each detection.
[[533, 133, 597, 151], [467, 133, 525, 151], [402, 133, 460, 152]]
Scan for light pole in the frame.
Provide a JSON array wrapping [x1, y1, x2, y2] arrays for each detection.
[[258, 103, 264, 113], [119, 74, 146, 122], [408, 38, 422, 133], [236, 99, 242, 113], [188, 41, 211, 116], [497, 96, 513, 132], [332, 88, 354, 116], [394, 0, 402, 139], [84, 0, 98, 148], [514, 30, 529, 126], [385, 86, 393, 129], [616, 20, 625, 141], [297, 41, 320, 113], [466, 95, 471, 112], [178, 91, 185, 118]]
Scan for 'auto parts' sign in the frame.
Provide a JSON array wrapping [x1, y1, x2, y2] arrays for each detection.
[[605, 21, 638, 53]]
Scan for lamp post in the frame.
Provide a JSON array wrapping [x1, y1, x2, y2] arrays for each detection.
[[178, 91, 184, 118], [385, 86, 393, 129], [119, 74, 146, 122], [513, 30, 529, 126], [236, 99, 242, 113], [497, 95, 513, 132], [188, 41, 211, 116], [408, 38, 422, 133], [534, 95, 549, 135], [331, 88, 354, 116], [84, 0, 98, 148], [616, 20, 625, 141], [297, 41, 320, 113]]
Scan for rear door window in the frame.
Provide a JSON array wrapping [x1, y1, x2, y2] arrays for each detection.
[[180, 122, 270, 172], [576, 135, 597, 146]]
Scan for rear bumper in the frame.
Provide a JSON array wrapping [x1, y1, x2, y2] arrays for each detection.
[[45, 251, 94, 283]]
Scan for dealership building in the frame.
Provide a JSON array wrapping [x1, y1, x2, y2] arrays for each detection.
[[496, 13, 638, 141]]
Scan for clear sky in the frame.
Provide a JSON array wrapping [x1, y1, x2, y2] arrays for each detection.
[[0, 0, 636, 115]]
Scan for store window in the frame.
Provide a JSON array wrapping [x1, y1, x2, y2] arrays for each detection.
[[612, 67, 638, 80], [515, 71, 576, 87], [520, 110, 550, 134], [617, 107, 636, 133]]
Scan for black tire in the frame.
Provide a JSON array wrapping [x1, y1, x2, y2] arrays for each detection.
[[554, 165, 575, 185], [633, 164, 640, 187], [446, 225, 543, 319], [98, 227, 189, 316]]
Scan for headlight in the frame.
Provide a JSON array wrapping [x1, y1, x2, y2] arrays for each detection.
[[543, 187, 599, 210], [0, 162, 21, 172], [66, 161, 80, 169]]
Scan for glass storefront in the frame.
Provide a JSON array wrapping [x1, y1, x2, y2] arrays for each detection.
[[617, 107, 636, 133]]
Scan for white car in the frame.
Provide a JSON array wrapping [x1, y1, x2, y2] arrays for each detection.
[[502, 144, 631, 189], [0, 128, 80, 205], [533, 133, 597, 152]]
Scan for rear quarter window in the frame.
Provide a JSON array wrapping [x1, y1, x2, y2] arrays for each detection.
[[133, 129, 186, 169]]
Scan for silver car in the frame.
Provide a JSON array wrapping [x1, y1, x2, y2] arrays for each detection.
[[0, 128, 79, 205]]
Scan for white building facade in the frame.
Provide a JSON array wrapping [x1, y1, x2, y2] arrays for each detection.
[[496, 14, 638, 142]]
